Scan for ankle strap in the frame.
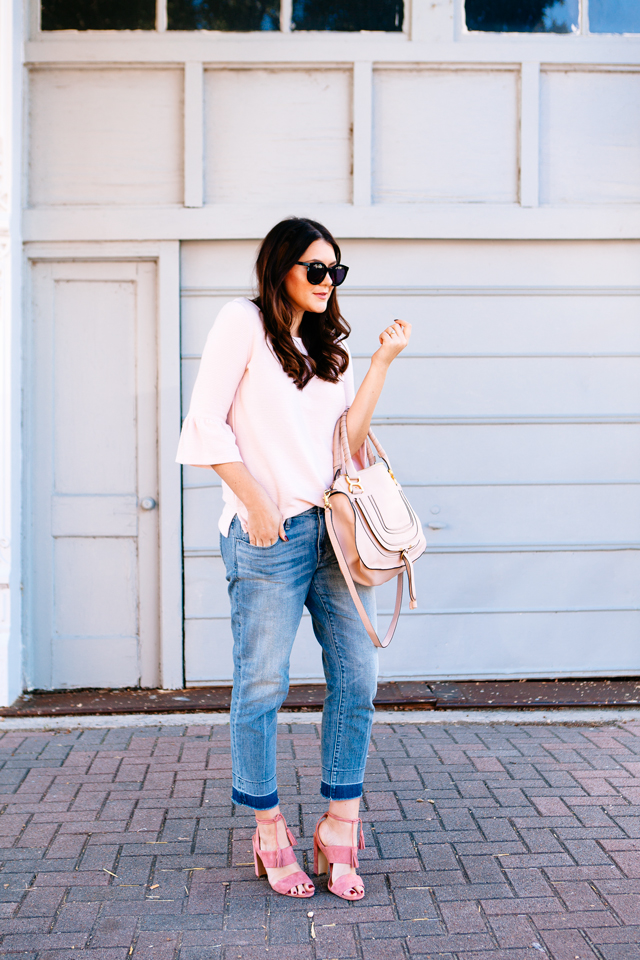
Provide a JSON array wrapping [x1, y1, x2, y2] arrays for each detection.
[[255, 812, 297, 865], [256, 813, 284, 826], [326, 812, 361, 825], [323, 811, 365, 853]]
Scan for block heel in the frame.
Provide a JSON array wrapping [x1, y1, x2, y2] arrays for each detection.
[[253, 845, 267, 878], [313, 842, 328, 876]]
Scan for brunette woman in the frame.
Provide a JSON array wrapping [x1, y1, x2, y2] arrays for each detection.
[[177, 217, 410, 900]]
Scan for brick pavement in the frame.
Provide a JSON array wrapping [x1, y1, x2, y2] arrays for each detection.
[[1, 718, 640, 959]]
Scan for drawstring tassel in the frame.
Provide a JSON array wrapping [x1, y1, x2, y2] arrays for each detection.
[[350, 819, 365, 868], [260, 814, 297, 867], [402, 552, 418, 610]]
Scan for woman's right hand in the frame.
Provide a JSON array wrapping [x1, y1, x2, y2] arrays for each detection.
[[212, 463, 288, 547], [246, 496, 287, 547]]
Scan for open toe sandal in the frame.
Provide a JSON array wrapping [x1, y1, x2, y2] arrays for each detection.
[[313, 811, 365, 901], [252, 813, 314, 898]]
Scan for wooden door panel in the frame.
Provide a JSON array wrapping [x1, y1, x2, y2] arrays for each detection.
[[51, 495, 138, 537], [29, 260, 159, 690], [53, 537, 138, 637], [53, 280, 137, 494]]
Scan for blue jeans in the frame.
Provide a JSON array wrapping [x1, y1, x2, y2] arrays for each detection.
[[220, 506, 379, 810]]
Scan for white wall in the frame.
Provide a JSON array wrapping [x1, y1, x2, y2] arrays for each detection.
[[0, 0, 24, 706]]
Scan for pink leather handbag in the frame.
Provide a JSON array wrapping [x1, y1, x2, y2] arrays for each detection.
[[324, 410, 427, 648]]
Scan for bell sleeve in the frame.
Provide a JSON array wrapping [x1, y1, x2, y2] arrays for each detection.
[[176, 300, 255, 467]]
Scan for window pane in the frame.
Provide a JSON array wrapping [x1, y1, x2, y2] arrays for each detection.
[[465, 0, 578, 33], [590, 0, 640, 33], [291, 0, 403, 31], [41, 0, 156, 29], [168, 0, 279, 29]]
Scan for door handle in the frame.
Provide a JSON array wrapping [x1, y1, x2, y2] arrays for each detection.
[[425, 520, 446, 530], [140, 497, 157, 511]]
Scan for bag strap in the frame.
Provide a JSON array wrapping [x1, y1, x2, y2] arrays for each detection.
[[333, 409, 392, 480], [325, 504, 403, 649]]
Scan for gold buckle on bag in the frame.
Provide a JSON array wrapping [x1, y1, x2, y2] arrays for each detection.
[[346, 475, 364, 494]]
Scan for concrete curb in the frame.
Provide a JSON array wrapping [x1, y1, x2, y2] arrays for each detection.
[[1, 706, 640, 730]]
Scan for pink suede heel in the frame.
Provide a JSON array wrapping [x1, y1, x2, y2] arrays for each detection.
[[313, 811, 365, 901], [252, 813, 314, 898]]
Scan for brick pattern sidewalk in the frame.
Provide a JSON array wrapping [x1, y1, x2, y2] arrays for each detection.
[[1, 720, 640, 960]]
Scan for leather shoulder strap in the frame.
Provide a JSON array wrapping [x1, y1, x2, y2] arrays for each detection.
[[334, 408, 393, 478], [325, 506, 403, 649]]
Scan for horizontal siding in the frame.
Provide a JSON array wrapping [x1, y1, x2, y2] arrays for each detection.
[[180, 241, 640, 682]]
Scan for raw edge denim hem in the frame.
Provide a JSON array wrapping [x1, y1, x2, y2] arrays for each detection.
[[320, 780, 363, 801], [232, 787, 279, 811]]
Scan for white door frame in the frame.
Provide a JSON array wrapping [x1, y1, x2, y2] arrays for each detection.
[[24, 240, 184, 690]]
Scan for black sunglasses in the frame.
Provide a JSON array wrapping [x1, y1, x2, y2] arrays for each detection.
[[296, 261, 349, 287]]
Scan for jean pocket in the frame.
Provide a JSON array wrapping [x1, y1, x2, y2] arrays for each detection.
[[230, 515, 250, 543], [232, 517, 278, 549]]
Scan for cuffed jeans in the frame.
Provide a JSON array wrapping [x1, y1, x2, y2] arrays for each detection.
[[220, 506, 379, 810]]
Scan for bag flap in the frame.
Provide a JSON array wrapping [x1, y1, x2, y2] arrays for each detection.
[[334, 462, 422, 552]]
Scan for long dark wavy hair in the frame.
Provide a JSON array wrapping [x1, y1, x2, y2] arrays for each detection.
[[253, 217, 351, 390]]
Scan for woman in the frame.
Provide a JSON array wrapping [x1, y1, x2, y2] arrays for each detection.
[[177, 217, 410, 900]]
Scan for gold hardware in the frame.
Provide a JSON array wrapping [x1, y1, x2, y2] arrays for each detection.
[[346, 476, 364, 494], [323, 490, 331, 509], [389, 469, 399, 485]]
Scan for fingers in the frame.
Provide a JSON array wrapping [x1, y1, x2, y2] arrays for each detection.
[[381, 320, 410, 338], [249, 533, 277, 547], [393, 318, 411, 334], [379, 327, 407, 346], [248, 522, 287, 547]]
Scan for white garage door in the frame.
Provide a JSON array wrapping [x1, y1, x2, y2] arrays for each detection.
[[180, 239, 640, 684]]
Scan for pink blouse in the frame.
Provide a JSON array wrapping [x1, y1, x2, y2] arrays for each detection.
[[176, 298, 355, 535]]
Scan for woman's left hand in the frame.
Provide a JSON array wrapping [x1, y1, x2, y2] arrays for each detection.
[[372, 318, 412, 368]]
